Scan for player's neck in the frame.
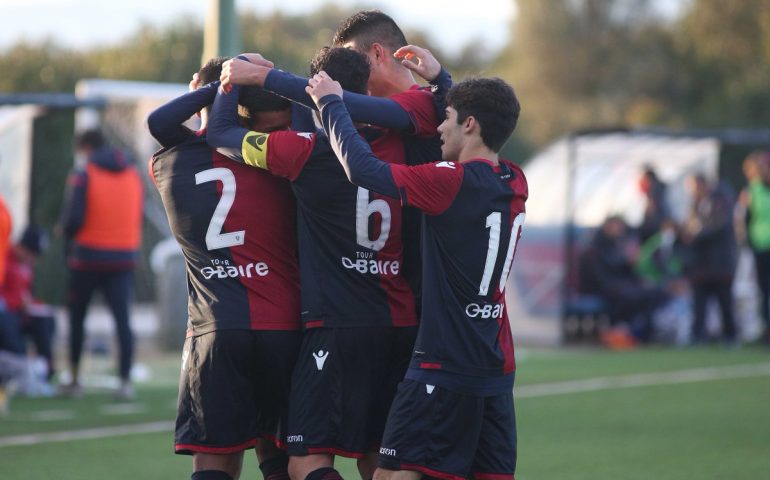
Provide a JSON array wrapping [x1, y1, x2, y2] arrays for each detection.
[[458, 143, 498, 166], [372, 66, 417, 97]]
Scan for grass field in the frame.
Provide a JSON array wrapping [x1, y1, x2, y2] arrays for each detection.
[[1, 346, 769, 480]]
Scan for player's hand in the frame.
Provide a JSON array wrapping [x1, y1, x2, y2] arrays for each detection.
[[188, 72, 200, 92], [237, 53, 274, 68], [305, 71, 343, 105], [220, 58, 272, 93], [394, 45, 442, 81]]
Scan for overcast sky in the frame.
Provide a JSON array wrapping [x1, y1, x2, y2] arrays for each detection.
[[0, 0, 516, 55]]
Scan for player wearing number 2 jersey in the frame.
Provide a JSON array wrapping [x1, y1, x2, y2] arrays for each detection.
[[148, 58, 300, 480], [308, 74, 526, 480], [207, 48, 421, 480]]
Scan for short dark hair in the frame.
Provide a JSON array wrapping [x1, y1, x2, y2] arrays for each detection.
[[198, 56, 230, 86], [238, 86, 291, 121], [445, 78, 521, 153], [332, 10, 407, 52], [310, 47, 370, 95], [76, 129, 105, 149]]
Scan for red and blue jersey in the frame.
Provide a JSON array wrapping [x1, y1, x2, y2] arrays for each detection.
[[317, 94, 528, 395], [150, 133, 301, 335], [208, 85, 424, 329]]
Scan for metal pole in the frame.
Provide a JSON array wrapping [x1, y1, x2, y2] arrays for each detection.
[[561, 133, 578, 342], [203, 0, 240, 63]]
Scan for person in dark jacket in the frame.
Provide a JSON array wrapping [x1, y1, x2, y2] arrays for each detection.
[[638, 165, 671, 243], [683, 173, 738, 344], [579, 215, 668, 342], [57, 129, 143, 399]]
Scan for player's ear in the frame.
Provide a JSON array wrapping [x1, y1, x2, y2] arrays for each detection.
[[371, 43, 385, 63], [463, 115, 476, 133]]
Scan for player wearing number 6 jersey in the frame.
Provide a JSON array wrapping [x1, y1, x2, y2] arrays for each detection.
[[148, 58, 300, 480], [208, 48, 422, 480], [307, 73, 526, 480]]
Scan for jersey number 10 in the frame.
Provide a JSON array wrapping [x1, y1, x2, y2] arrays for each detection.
[[479, 212, 525, 296]]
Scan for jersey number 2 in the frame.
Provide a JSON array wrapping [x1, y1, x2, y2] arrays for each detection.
[[479, 212, 525, 295], [195, 168, 245, 251]]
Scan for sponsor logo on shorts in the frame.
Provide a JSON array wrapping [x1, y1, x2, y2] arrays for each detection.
[[465, 302, 505, 319], [286, 435, 304, 443], [200, 258, 269, 280], [341, 251, 400, 276], [312, 350, 329, 371], [379, 447, 397, 456]]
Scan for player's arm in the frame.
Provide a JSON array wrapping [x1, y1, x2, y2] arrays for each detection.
[[207, 84, 314, 180], [310, 73, 463, 216], [147, 82, 219, 148], [222, 54, 447, 133], [57, 170, 88, 238]]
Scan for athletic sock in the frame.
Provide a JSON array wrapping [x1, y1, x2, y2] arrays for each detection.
[[259, 454, 290, 480], [191, 470, 233, 480], [305, 466, 344, 480]]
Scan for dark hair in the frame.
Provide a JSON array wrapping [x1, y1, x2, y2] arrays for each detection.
[[238, 86, 291, 121], [76, 129, 104, 149], [198, 56, 230, 86], [332, 10, 407, 52], [310, 47, 370, 95], [445, 78, 521, 153], [19, 224, 48, 255]]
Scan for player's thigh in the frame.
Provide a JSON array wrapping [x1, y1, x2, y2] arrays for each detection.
[[379, 380, 484, 480], [471, 391, 517, 480], [252, 330, 301, 441], [175, 330, 263, 453]]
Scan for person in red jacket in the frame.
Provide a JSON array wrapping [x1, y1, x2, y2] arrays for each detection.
[[57, 129, 143, 400]]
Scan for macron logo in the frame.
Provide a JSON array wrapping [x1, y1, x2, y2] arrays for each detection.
[[379, 447, 397, 456], [436, 161, 456, 169], [313, 350, 329, 371], [296, 132, 314, 141], [426, 384, 435, 395]]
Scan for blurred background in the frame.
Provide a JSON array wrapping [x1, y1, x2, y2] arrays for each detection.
[[1, 1, 769, 479]]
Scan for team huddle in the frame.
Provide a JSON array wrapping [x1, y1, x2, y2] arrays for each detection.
[[147, 10, 527, 480]]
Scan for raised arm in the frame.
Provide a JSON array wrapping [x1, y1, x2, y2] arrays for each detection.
[[206, 84, 252, 163], [147, 82, 219, 148], [221, 51, 449, 133]]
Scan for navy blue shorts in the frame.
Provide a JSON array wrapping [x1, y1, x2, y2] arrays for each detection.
[[285, 326, 417, 458], [378, 380, 517, 480], [175, 329, 300, 455]]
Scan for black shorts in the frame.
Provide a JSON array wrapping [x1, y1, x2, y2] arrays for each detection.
[[378, 380, 517, 480], [285, 326, 417, 458], [175, 329, 300, 455]]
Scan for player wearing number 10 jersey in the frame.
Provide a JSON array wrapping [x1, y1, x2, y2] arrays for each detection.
[[207, 47, 442, 478], [148, 58, 300, 480], [309, 74, 526, 480]]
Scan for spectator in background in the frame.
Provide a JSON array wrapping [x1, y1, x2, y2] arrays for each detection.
[[0, 195, 12, 413], [1, 225, 55, 380], [636, 218, 692, 344], [683, 173, 738, 345], [57, 129, 143, 400], [579, 215, 668, 343], [638, 165, 671, 243], [738, 150, 770, 346]]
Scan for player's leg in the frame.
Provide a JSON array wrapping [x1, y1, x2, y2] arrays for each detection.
[[175, 331, 263, 479], [101, 269, 135, 397], [690, 282, 708, 343], [377, 380, 482, 480], [470, 390, 517, 480], [192, 452, 244, 480], [252, 331, 301, 480], [288, 453, 336, 480], [62, 268, 98, 393]]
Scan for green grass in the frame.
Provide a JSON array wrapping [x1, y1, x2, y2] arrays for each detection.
[[1, 347, 769, 479]]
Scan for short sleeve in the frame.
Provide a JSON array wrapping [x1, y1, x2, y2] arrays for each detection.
[[389, 87, 440, 138], [390, 161, 464, 216], [243, 130, 317, 181]]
